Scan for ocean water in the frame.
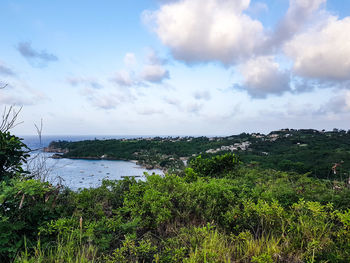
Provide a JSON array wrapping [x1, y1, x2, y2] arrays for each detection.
[[21, 135, 164, 190]]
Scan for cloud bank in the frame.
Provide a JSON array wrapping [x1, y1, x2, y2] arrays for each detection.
[[285, 16, 350, 82], [144, 0, 264, 65], [145, 0, 350, 99]]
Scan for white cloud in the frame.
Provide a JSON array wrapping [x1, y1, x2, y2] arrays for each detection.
[[186, 102, 203, 114], [144, 0, 344, 99], [0, 62, 15, 76], [16, 41, 58, 67], [140, 49, 170, 83], [246, 1, 268, 16], [113, 51, 170, 86], [112, 70, 135, 86], [238, 56, 291, 98], [0, 93, 36, 105], [318, 90, 350, 114], [285, 16, 350, 82], [91, 94, 120, 110], [271, 0, 326, 46], [194, 90, 211, 100], [144, 0, 264, 65], [146, 49, 167, 65], [0, 83, 47, 105], [67, 77, 102, 89], [137, 107, 164, 115], [164, 97, 181, 107], [291, 0, 325, 13], [124, 53, 137, 68], [80, 86, 135, 110], [146, 0, 328, 66], [141, 64, 169, 83]]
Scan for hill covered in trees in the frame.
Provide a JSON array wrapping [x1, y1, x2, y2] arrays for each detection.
[[48, 128, 350, 179]]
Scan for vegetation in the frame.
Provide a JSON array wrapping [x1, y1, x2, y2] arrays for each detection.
[[2, 128, 350, 262], [0, 131, 29, 181], [48, 128, 350, 178]]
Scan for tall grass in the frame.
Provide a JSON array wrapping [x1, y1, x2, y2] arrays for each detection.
[[15, 230, 97, 263]]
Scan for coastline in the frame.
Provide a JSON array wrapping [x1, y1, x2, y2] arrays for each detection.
[[49, 154, 167, 173]]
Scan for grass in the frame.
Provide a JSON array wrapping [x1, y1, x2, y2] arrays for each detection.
[[16, 231, 98, 263]]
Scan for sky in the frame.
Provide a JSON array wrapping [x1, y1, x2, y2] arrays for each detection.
[[0, 0, 350, 136]]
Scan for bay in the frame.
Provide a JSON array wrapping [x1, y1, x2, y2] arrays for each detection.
[[21, 135, 164, 190]]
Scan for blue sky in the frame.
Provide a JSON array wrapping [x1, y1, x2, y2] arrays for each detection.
[[0, 0, 349, 135]]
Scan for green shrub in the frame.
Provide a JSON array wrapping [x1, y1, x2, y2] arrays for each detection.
[[104, 235, 157, 263], [0, 179, 59, 261], [189, 153, 240, 178], [0, 131, 29, 181]]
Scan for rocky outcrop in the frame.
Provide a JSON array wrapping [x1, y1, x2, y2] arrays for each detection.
[[43, 146, 69, 154]]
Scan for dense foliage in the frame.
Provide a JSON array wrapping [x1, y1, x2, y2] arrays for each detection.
[[10, 166, 350, 262], [0, 132, 29, 181], [2, 129, 350, 262], [238, 129, 350, 179]]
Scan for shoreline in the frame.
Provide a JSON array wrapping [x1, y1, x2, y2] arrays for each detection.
[[49, 154, 166, 173]]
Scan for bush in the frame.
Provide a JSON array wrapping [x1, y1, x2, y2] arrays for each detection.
[[0, 131, 29, 181], [0, 179, 60, 261], [189, 153, 240, 178]]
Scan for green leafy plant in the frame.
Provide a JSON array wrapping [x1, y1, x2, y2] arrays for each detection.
[[0, 131, 29, 181]]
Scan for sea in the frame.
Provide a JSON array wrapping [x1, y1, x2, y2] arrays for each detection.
[[21, 135, 164, 190]]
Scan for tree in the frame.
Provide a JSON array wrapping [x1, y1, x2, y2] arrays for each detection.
[[0, 107, 29, 181]]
